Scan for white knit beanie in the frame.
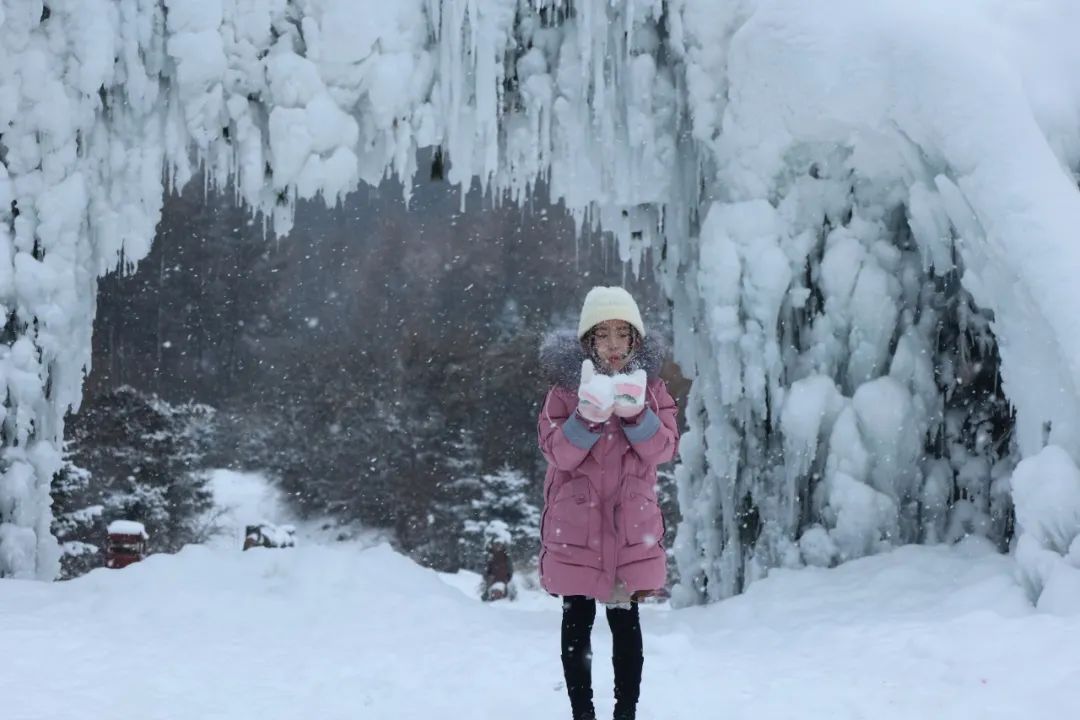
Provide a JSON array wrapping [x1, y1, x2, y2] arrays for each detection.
[[577, 286, 646, 339]]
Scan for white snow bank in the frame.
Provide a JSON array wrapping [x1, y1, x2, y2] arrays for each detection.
[[2, 540, 1080, 719]]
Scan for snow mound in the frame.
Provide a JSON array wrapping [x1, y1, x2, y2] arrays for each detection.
[[3, 540, 1080, 719]]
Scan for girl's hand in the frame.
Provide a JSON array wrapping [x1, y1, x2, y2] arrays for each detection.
[[577, 359, 615, 423], [613, 369, 647, 419]]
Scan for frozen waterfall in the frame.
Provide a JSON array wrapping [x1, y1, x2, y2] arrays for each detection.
[[3, 0, 1080, 606]]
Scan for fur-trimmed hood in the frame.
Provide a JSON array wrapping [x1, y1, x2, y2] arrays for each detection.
[[539, 329, 667, 390]]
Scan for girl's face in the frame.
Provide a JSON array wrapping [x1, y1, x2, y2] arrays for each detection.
[[591, 320, 634, 373]]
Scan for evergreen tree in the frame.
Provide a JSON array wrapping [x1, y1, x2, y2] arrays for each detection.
[[459, 465, 542, 571], [52, 387, 218, 577], [51, 459, 102, 579]]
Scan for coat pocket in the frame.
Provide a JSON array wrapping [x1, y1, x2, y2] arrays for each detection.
[[544, 477, 591, 550], [622, 489, 664, 548]]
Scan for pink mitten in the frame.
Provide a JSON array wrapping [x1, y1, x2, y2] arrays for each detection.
[[577, 360, 615, 423], [613, 369, 647, 419]]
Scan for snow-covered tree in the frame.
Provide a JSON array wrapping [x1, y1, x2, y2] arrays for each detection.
[[50, 386, 217, 576], [50, 458, 101, 579], [458, 465, 541, 571]]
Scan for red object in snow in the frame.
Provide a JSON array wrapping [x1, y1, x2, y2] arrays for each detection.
[[106, 520, 148, 569]]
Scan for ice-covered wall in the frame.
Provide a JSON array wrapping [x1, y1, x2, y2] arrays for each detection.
[[3, 0, 1080, 595], [0, 0, 168, 578], [667, 0, 1080, 602]]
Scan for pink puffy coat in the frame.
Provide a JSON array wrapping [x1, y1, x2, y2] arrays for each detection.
[[537, 332, 679, 601]]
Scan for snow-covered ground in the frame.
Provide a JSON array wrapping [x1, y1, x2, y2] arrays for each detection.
[[2, 537, 1077, 720]]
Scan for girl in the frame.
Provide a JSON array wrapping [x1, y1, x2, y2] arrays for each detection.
[[538, 286, 680, 720]]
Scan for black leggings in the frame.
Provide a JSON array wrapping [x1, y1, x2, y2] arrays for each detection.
[[561, 595, 643, 719]]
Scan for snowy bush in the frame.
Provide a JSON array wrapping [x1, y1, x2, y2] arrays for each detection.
[[1012, 446, 1080, 556], [1012, 445, 1080, 614]]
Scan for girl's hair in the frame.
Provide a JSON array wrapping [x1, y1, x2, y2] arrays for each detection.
[[580, 323, 643, 371]]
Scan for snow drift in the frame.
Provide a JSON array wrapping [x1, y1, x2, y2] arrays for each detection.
[[3, 538, 1080, 719]]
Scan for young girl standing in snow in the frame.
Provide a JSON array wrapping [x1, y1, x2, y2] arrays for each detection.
[[538, 286, 679, 720]]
